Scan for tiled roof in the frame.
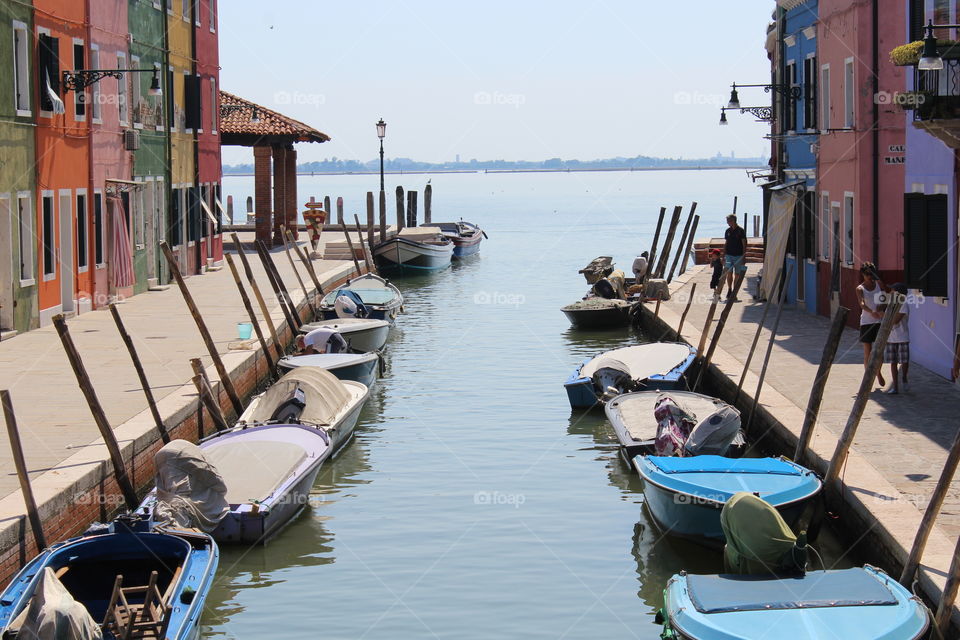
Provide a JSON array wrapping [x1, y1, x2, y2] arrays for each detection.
[[219, 91, 330, 143]]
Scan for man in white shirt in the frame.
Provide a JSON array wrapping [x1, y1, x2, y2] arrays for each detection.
[[632, 251, 649, 281]]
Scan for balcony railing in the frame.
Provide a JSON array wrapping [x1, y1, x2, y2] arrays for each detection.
[[914, 59, 960, 121]]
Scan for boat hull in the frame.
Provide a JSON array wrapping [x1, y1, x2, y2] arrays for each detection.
[[299, 319, 391, 353], [279, 352, 379, 388], [374, 237, 454, 272], [561, 304, 631, 329], [451, 234, 482, 258]]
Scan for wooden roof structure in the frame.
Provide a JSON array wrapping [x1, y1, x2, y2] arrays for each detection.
[[219, 91, 330, 146]]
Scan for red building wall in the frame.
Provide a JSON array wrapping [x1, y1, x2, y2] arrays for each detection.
[[196, 0, 222, 266]]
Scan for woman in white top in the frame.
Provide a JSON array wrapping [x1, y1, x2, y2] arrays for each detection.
[[855, 262, 886, 388]]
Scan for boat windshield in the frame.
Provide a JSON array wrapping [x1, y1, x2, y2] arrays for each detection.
[[322, 289, 396, 306]]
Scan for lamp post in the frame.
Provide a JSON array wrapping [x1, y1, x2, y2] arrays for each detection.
[[918, 20, 960, 70], [376, 119, 386, 193]]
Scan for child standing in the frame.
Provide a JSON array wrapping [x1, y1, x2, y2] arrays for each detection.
[[883, 283, 910, 394], [709, 249, 723, 290]]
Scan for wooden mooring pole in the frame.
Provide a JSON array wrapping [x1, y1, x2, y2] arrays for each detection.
[[678, 215, 700, 277], [694, 271, 746, 391], [366, 192, 376, 249], [230, 234, 283, 361], [654, 205, 683, 279], [254, 240, 302, 332], [793, 306, 849, 463], [696, 268, 730, 357], [224, 253, 275, 369], [1, 390, 47, 551], [109, 304, 169, 444], [355, 214, 380, 276], [744, 263, 793, 435], [935, 537, 960, 637], [424, 184, 432, 225], [280, 225, 319, 317], [285, 229, 325, 300], [160, 242, 244, 416], [52, 315, 139, 510], [732, 267, 784, 406], [667, 202, 697, 283], [396, 186, 405, 231], [823, 297, 902, 488], [645, 207, 666, 285], [379, 190, 387, 242], [341, 225, 364, 278], [675, 282, 697, 338]]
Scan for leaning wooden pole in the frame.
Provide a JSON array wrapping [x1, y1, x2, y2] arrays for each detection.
[[280, 225, 319, 317], [1, 390, 47, 551], [793, 305, 850, 463], [901, 423, 960, 587], [254, 240, 301, 332], [259, 239, 302, 327], [696, 268, 730, 356], [52, 315, 139, 510], [355, 214, 380, 276], [160, 242, 244, 416], [191, 374, 229, 433], [675, 282, 697, 338], [732, 266, 784, 406], [645, 207, 667, 284], [678, 215, 700, 276], [694, 271, 746, 391], [823, 297, 902, 487], [744, 263, 793, 435], [667, 202, 697, 283], [935, 536, 960, 637], [109, 304, 169, 444], [224, 253, 275, 370], [341, 225, 364, 277], [654, 205, 683, 279], [230, 234, 283, 361], [285, 229, 325, 299]]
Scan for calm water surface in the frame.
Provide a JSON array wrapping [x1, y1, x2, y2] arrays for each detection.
[[204, 170, 845, 638]]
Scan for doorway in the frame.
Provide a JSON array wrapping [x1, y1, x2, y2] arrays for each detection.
[[0, 196, 12, 329], [59, 191, 74, 313]]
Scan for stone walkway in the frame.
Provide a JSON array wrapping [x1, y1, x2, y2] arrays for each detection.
[[0, 234, 354, 500], [661, 264, 960, 538]]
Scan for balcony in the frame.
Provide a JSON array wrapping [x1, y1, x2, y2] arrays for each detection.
[[893, 39, 960, 147]]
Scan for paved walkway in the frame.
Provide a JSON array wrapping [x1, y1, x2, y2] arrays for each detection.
[[662, 265, 960, 538], [0, 234, 354, 500]]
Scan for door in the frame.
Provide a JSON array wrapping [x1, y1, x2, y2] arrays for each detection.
[[0, 196, 12, 329], [59, 191, 74, 313]]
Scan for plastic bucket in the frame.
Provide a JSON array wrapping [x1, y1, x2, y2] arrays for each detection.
[[237, 322, 253, 340]]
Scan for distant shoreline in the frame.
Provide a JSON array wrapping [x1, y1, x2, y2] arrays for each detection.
[[222, 165, 766, 178]]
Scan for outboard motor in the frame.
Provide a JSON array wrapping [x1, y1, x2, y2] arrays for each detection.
[[593, 278, 616, 299], [334, 290, 369, 319], [270, 385, 307, 423], [591, 358, 632, 399]]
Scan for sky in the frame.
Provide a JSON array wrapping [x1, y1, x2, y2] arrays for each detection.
[[218, 1, 775, 165]]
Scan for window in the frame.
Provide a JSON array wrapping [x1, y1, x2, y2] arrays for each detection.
[[800, 191, 815, 261], [820, 65, 830, 130], [117, 52, 128, 125], [42, 194, 55, 278], [89, 46, 101, 121], [166, 67, 175, 131], [803, 55, 817, 130], [214, 183, 222, 233], [187, 187, 199, 242], [37, 32, 60, 113], [209, 0, 216, 32], [909, 0, 925, 42], [94, 192, 104, 266], [13, 22, 30, 114], [200, 185, 209, 238], [182, 0, 190, 20], [131, 55, 142, 127], [785, 61, 797, 132], [193, 0, 201, 25], [154, 62, 164, 130], [170, 187, 182, 246], [904, 193, 948, 297], [73, 40, 86, 120], [184, 72, 200, 132], [17, 194, 34, 282], [843, 194, 854, 264], [820, 193, 830, 259], [210, 76, 217, 133], [77, 192, 87, 271], [844, 58, 855, 129]]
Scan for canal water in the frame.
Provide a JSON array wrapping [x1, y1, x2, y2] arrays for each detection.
[[205, 170, 849, 638]]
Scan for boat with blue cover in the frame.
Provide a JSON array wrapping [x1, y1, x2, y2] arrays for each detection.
[[565, 342, 696, 409], [0, 514, 217, 640], [317, 273, 403, 323], [658, 566, 929, 639], [278, 352, 379, 388], [634, 455, 821, 544]]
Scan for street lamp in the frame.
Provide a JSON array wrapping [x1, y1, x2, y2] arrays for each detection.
[[376, 118, 386, 193], [62, 68, 162, 96], [719, 106, 774, 124], [917, 20, 960, 71]]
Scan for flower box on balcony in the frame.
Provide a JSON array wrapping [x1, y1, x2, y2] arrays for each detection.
[[890, 40, 960, 66]]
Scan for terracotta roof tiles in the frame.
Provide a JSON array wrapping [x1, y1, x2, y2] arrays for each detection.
[[219, 91, 330, 143]]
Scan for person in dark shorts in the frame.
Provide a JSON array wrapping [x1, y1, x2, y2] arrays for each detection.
[[723, 214, 747, 299], [709, 249, 723, 289], [856, 262, 886, 388]]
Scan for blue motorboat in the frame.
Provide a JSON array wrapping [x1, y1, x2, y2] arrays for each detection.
[[659, 566, 929, 639], [634, 455, 822, 544], [0, 515, 217, 640], [565, 342, 696, 409], [317, 273, 403, 323], [278, 352, 379, 388]]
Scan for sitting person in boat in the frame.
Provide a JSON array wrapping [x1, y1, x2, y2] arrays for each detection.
[[296, 328, 349, 355]]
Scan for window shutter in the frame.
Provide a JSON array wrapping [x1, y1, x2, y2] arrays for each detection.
[[38, 34, 60, 111], [184, 75, 201, 130], [904, 193, 926, 290], [925, 194, 948, 297], [909, 0, 925, 42]]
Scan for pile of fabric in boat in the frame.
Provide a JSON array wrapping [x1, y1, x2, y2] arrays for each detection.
[[721, 492, 808, 576], [578, 256, 614, 284], [653, 393, 741, 457]]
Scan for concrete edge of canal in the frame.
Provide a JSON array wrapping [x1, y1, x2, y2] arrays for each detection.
[[0, 257, 361, 587], [640, 265, 960, 632]]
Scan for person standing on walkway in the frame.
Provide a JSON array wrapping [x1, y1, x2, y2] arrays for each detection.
[[856, 262, 886, 388], [709, 249, 723, 290], [632, 252, 649, 281], [882, 283, 910, 394], [723, 214, 747, 298]]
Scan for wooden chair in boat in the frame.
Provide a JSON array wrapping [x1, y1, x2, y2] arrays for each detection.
[[101, 570, 173, 639]]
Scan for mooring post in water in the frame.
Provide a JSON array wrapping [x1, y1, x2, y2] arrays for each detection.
[[335, 197, 343, 229], [255, 239, 302, 332], [744, 263, 793, 435], [407, 190, 418, 228], [696, 267, 730, 356], [396, 186, 405, 231], [934, 536, 960, 637], [160, 242, 244, 416], [341, 224, 364, 277], [224, 253, 275, 370], [2, 390, 47, 552], [694, 271, 746, 391], [52, 315, 139, 510], [667, 202, 697, 283], [379, 190, 387, 242], [366, 192, 376, 249], [645, 207, 667, 285], [424, 184, 432, 225], [109, 304, 169, 444], [190, 372, 229, 434], [653, 297, 662, 318], [793, 305, 849, 463], [823, 297, 901, 487], [679, 215, 700, 276], [654, 205, 683, 279], [901, 424, 960, 588], [280, 225, 319, 317], [355, 214, 380, 277], [733, 266, 784, 406], [230, 234, 283, 361]]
